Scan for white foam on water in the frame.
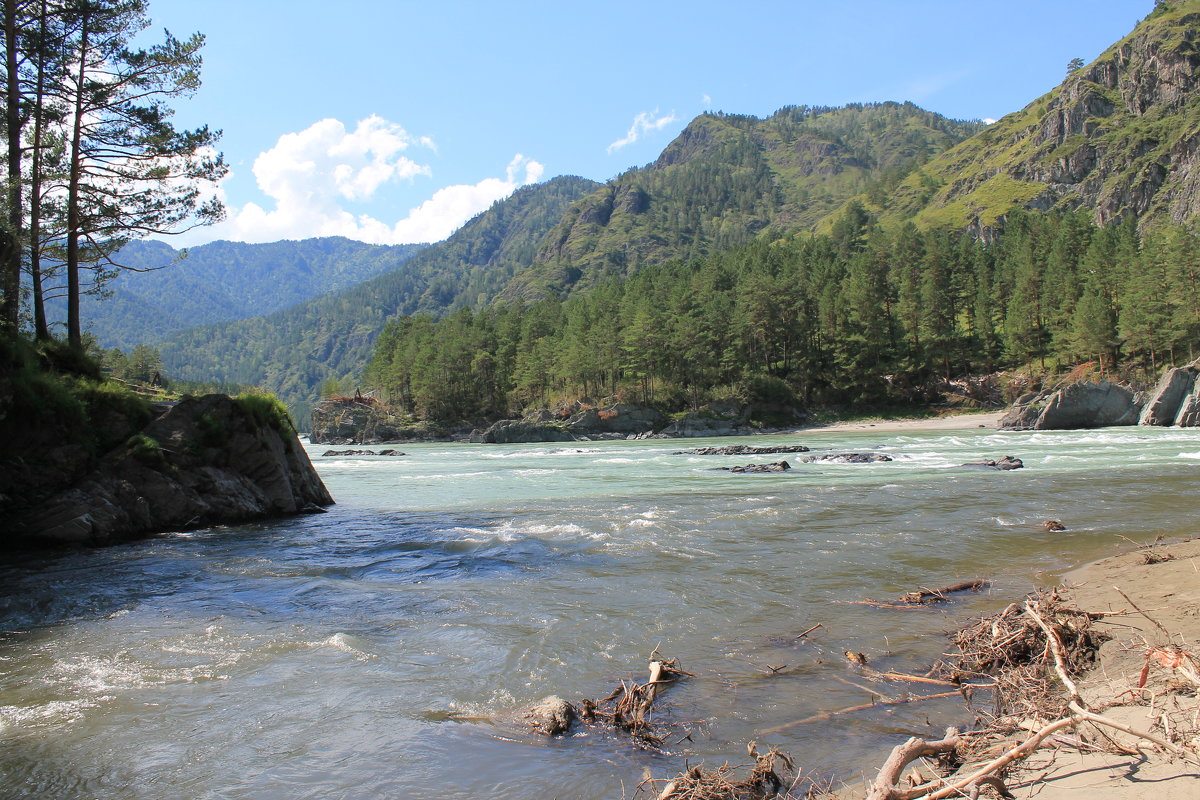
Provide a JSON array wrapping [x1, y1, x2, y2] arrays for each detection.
[[0, 697, 105, 729], [312, 632, 373, 662], [512, 469, 557, 476], [1179, 452, 1200, 460]]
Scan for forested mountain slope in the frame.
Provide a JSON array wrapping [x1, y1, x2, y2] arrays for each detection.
[[157, 176, 600, 425], [500, 103, 985, 300], [864, 0, 1200, 231], [50, 238, 426, 349]]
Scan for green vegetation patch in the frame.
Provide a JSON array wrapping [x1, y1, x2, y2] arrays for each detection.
[[234, 391, 298, 439]]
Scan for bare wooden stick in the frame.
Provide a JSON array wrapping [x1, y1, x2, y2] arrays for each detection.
[[760, 691, 961, 735]]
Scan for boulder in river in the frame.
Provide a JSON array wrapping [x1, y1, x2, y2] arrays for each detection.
[[802, 453, 893, 464], [717, 460, 792, 473], [962, 455, 1024, 470], [998, 381, 1140, 430], [676, 444, 810, 456], [525, 695, 577, 736]]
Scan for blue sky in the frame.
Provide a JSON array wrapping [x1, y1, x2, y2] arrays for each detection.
[[146, 0, 1156, 247]]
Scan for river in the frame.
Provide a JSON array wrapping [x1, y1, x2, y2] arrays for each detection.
[[1, 425, 1197, 799]]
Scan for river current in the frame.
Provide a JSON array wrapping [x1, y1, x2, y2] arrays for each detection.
[[1, 425, 1198, 799]]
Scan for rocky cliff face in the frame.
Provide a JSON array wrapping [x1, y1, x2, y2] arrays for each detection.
[[11, 394, 333, 547], [886, 2, 1200, 231]]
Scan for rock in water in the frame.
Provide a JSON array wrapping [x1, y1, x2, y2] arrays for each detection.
[[1139, 365, 1199, 426], [718, 460, 792, 473], [962, 456, 1025, 471], [999, 381, 1140, 430], [676, 445, 810, 456], [14, 394, 333, 547], [802, 453, 893, 464], [525, 695, 577, 736]]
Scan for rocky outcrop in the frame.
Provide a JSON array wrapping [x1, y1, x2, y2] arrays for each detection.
[[321, 449, 405, 456], [999, 381, 1141, 430], [13, 394, 333, 547], [474, 419, 575, 444], [309, 397, 447, 444], [1174, 378, 1200, 426], [1139, 364, 1199, 425], [474, 403, 667, 443]]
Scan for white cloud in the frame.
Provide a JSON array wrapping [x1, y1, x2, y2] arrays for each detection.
[[983, 117, 997, 125], [702, 94, 712, 107], [193, 117, 542, 245], [607, 109, 678, 154]]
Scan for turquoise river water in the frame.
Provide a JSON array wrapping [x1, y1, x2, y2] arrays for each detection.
[[1, 425, 1198, 799]]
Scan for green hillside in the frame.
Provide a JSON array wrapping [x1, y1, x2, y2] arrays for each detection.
[[863, 0, 1200, 231], [501, 103, 985, 300]]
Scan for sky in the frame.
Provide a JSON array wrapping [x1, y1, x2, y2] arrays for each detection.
[[142, 0, 1158, 248]]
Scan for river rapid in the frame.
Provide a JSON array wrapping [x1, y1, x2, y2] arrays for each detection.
[[2, 425, 1198, 799]]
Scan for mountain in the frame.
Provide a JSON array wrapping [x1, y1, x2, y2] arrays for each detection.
[[53, 237, 426, 349], [500, 103, 986, 300], [156, 175, 601, 425], [863, 0, 1200, 232]]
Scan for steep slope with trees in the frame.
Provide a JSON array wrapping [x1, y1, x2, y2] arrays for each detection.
[[501, 103, 985, 300]]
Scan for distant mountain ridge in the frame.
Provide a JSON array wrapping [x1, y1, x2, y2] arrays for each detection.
[[54, 237, 426, 349]]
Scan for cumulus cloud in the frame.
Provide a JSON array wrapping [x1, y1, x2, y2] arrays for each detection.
[[607, 109, 678, 154], [197, 117, 542, 245], [702, 94, 712, 107]]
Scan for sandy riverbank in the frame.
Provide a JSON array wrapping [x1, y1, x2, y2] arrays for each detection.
[[789, 411, 1005, 435], [996, 537, 1200, 799]]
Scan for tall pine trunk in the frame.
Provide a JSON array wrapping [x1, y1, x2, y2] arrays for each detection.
[[3, 0, 23, 332], [65, 11, 87, 352]]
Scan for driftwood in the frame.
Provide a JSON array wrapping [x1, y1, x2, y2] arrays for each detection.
[[849, 579, 990, 609], [653, 742, 800, 800], [862, 593, 1200, 800], [578, 653, 691, 747]]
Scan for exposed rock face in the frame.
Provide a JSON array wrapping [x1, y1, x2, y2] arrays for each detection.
[[13, 394, 333, 547], [1139, 365, 1199, 425], [1175, 379, 1200, 426], [999, 381, 1141, 430], [898, 6, 1200, 231]]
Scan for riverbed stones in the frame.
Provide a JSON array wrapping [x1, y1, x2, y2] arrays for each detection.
[[525, 695, 577, 736], [321, 449, 406, 456], [802, 453, 893, 464], [676, 444, 810, 456]]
